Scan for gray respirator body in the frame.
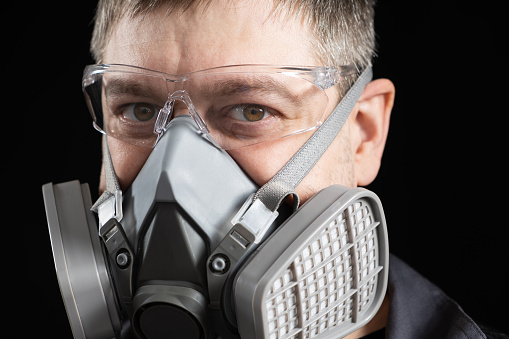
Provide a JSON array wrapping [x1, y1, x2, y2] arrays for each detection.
[[43, 68, 389, 339]]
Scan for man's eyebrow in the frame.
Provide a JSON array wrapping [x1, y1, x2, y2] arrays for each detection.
[[104, 77, 165, 99], [201, 77, 303, 103]]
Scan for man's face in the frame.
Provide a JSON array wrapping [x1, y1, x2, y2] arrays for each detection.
[[101, 0, 359, 203]]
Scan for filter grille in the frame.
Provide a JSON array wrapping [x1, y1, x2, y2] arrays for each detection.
[[264, 198, 382, 339]]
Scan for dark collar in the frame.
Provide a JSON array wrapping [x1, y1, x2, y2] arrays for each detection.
[[386, 254, 486, 339]]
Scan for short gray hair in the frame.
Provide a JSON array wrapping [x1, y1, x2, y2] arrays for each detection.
[[91, 0, 376, 68]]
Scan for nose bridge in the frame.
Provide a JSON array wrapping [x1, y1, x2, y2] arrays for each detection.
[[154, 89, 208, 136], [169, 90, 195, 115], [172, 100, 190, 115]]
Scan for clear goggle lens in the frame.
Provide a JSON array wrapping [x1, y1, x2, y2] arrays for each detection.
[[83, 64, 357, 150]]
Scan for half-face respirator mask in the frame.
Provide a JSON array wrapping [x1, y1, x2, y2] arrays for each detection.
[[43, 64, 388, 339]]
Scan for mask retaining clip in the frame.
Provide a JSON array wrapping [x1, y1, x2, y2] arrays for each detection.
[[97, 191, 134, 308], [99, 217, 135, 311], [230, 194, 279, 245], [207, 194, 279, 307], [97, 189, 123, 228]]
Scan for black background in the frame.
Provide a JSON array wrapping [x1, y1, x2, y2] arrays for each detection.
[[6, 1, 507, 337]]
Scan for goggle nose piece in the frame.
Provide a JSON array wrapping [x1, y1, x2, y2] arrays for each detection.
[[154, 100, 174, 135], [154, 90, 210, 144]]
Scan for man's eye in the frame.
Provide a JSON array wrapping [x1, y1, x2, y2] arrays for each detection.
[[230, 104, 270, 122], [122, 103, 159, 122]]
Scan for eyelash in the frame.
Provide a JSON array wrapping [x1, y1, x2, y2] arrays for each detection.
[[119, 102, 161, 122], [228, 104, 272, 122]]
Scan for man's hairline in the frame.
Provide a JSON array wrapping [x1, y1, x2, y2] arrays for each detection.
[[94, 0, 330, 66]]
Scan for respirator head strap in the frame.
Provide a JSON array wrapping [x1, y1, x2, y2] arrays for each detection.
[[254, 67, 373, 212], [91, 136, 123, 227], [90, 136, 135, 311]]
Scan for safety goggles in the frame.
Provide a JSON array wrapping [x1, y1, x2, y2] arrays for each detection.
[[82, 64, 359, 150]]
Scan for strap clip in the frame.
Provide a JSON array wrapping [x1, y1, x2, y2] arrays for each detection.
[[206, 194, 279, 307], [97, 189, 123, 228]]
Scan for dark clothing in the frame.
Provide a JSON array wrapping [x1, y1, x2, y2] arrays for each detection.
[[361, 328, 386, 338], [384, 254, 488, 339]]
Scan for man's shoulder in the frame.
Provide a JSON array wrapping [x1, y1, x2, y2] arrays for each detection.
[[386, 254, 491, 339], [478, 326, 509, 339]]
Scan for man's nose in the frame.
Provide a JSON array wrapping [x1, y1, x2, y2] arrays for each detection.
[[172, 100, 191, 117], [165, 90, 208, 132]]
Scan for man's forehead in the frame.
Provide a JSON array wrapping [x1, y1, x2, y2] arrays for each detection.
[[103, 0, 317, 72]]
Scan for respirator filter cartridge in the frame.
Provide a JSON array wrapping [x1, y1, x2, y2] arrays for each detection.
[[234, 185, 389, 339]]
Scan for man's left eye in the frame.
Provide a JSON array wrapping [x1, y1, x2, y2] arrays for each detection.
[[230, 104, 270, 122]]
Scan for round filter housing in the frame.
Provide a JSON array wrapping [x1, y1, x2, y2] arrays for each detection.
[[43, 181, 121, 339]]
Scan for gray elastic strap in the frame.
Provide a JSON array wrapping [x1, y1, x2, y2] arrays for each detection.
[[91, 136, 121, 212], [254, 67, 373, 212]]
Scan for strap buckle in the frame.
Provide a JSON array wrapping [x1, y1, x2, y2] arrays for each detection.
[[206, 194, 279, 307], [97, 189, 123, 228]]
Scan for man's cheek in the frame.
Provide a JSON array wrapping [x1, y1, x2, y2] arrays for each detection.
[[227, 150, 277, 187], [227, 133, 312, 187], [107, 137, 153, 191]]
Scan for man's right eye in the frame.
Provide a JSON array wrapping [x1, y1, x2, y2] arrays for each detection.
[[122, 103, 160, 122]]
